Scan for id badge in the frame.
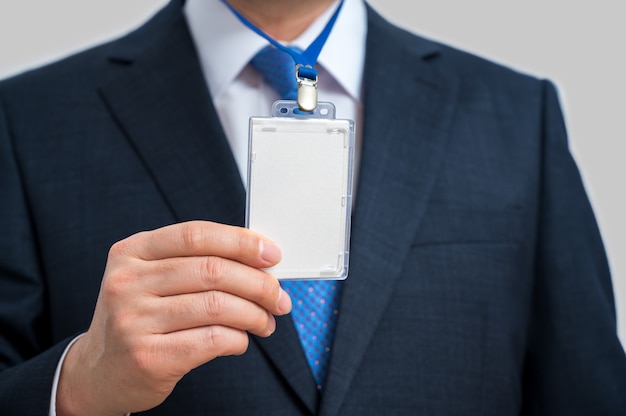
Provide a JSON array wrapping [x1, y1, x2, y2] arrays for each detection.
[[246, 101, 355, 280]]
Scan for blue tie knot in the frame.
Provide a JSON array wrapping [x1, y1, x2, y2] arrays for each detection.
[[251, 45, 302, 100]]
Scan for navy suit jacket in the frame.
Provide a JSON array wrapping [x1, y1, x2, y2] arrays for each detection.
[[1, 1, 625, 414]]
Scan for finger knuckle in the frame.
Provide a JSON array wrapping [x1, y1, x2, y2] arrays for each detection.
[[108, 309, 136, 338], [101, 268, 135, 300], [180, 222, 204, 252], [203, 327, 249, 356], [203, 291, 226, 320], [107, 239, 129, 259], [129, 343, 159, 378], [202, 326, 224, 351], [202, 256, 226, 286]]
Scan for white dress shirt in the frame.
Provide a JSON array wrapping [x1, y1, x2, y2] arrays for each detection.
[[184, 0, 367, 185], [49, 0, 367, 414]]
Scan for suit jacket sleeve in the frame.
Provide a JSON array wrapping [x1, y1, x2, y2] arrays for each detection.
[[0, 93, 75, 415], [521, 81, 626, 414]]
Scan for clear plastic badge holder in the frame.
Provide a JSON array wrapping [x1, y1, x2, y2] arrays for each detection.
[[246, 101, 355, 280]]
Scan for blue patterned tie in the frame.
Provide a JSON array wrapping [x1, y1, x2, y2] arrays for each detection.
[[251, 45, 343, 390], [250, 45, 299, 100], [282, 280, 342, 390]]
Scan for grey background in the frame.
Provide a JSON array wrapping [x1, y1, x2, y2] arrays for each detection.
[[1, 0, 624, 346]]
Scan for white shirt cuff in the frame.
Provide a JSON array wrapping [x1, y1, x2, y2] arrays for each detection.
[[48, 333, 84, 416], [48, 333, 131, 416]]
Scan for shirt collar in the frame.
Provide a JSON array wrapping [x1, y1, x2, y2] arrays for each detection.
[[184, 0, 367, 101]]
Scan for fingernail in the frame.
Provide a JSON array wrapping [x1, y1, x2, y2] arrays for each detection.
[[267, 314, 277, 335], [277, 288, 292, 314], [260, 240, 281, 264]]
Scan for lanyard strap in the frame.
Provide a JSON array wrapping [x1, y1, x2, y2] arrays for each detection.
[[221, 0, 345, 82]]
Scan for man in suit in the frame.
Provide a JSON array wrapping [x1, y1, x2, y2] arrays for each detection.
[[1, 0, 625, 414]]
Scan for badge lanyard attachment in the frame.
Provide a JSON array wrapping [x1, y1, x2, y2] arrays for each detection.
[[221, 0, 345, 111]]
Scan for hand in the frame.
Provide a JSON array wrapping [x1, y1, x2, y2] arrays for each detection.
[[56, 221, 291, 416]]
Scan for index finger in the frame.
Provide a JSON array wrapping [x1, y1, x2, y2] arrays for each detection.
[[112, 221, 281, 269]]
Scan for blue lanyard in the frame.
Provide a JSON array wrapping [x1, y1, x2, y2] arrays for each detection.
[[221, 0, 345, 82]]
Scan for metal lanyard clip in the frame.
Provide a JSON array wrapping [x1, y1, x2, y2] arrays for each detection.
[[296, 64, 318, 112]]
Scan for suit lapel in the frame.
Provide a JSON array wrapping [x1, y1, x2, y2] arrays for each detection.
[[97, 1, 320, 411], [320, 7, 459, 415], [98, 1, 245, 225], [254, 317, 321, 413]]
